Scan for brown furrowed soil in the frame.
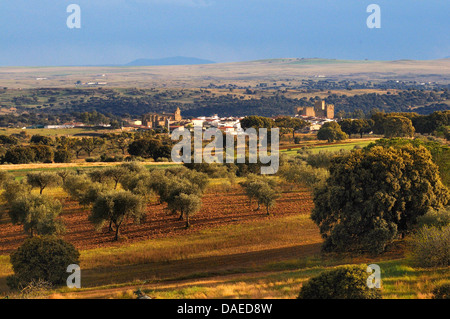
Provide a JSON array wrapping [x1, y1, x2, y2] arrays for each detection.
[[0, 184, 313, 255]]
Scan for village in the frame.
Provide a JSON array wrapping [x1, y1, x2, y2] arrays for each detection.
[[27, 99, 337, 136]]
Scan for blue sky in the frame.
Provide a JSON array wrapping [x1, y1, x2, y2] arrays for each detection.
[[0, 0, 449, 66]]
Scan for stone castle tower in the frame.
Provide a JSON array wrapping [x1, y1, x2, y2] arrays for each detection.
[[142, 107, 182, 129], [173, 107, 182, 122], [296, 100, 334, 119], [314, 100, 334, 119]]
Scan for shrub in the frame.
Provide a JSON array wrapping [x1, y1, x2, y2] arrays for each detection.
[[305, 151, 340, 169], [410, 225, 450, 267], [185, 162, 233, 178], [416, 207, 450, 229], [100, 154, 123, 162], [297, 265, 382, 299], [8, 236, 80, 289], [280, 160, 329, 189], [432, 283, 450, 299]]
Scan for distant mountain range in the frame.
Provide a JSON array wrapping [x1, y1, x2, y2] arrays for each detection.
[[124, 56, 215, 66]]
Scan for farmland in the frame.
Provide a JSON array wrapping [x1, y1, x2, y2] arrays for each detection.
[[0, 62, 448, 300], [0, 134, 448, 300]]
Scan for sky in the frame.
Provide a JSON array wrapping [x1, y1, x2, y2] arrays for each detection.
[[0, 0, 449, 66]]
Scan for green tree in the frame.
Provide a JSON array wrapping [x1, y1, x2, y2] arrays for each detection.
[[280, 160, 329, 189], [240, 175, 279, 213], [8, 236, 79, 289], [90, 191, 145, 241], [63, 174, 106, 206], [104, 166, 130, 189], [26, 172, 61, 194], [352, 119, 373, 138], [312, 145, 449, 254], [3, 146, 36, 164], [410, 225, 450, 267], [9, 194, 65, 236], [240, 116, 274, 130], [30, 135, 53, 146], [0, 171, 13, 188], [80, 137, 105, 157], [274, 117, 310, 140], [166, 178, 202, 220], [317, 122, 348, 143], [87, 168, 111, 184], [116, 133, 133, 155], [2, 179, 32, 205], [254, 182, 279, 215], [30, 145, 54, 163], [56, 170, 74, 184], [383, 116, 415, 138], [54, 148, 73, 163], [338, 119, 354, 136], [128, 138, 171, 160], [175, 193, 202, 228]]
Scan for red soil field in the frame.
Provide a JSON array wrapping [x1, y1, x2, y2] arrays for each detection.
[[0, 185, 313, 255]]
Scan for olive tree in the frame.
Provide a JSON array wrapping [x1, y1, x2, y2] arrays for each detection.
[[63, 174, 107, 207], [26, 172, 61, 194], [56, 170, 74, 184], [2, 180, 32, 205], [240, 175, 279, 214], [90, 190, 145, 241], [174, 193, 202, 228], [280, 160, 329, 189], [104, 166, 130, 189], [9, 194, 65, 236], [254, 182, 279, 215]]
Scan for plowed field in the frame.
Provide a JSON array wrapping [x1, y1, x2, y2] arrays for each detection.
[[0, 185, 313, 255]]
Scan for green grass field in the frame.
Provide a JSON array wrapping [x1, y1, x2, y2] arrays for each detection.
[[281, 140, 374, 157]]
